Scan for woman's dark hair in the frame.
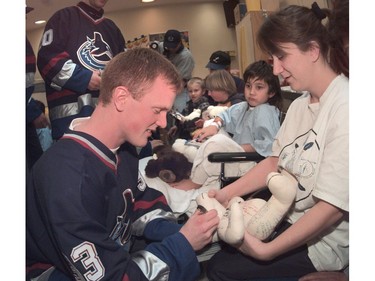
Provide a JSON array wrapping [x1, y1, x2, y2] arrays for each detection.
[[257, 2, 348, 77], [257, 4, 332, 67], [327, 0, 349, 77], [243, 60, 283, 111]]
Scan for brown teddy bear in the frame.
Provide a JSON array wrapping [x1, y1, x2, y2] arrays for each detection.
[[145, 145, 193, 183]]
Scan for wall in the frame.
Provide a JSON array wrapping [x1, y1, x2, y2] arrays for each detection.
[[26, 0, 328, 88], [26, 2, 238, 84]]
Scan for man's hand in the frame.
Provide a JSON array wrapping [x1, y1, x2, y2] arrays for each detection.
[[88, 70, 102, 91], [180, 209, 219, 251]]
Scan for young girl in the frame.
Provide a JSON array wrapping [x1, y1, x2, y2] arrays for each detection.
[[206, 3, 349, 280], [171, 60, 282, 191], [194, 60, 282, 156]]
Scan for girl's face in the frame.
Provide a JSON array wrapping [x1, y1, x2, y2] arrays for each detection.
[[271, 42, 315, 93], [244, 77, 274, 107], [187, 82, 204, 103], [207, 90, 229, 103]]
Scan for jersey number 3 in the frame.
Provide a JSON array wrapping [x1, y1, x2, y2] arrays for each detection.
[[71, 241, 105, 281]]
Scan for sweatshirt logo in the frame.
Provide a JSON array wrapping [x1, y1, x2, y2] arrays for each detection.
[[77, 32, 113, 71]]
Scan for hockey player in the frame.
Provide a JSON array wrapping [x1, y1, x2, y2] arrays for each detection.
[[37, 0, 126, 140], [26, 48, 219, 281]]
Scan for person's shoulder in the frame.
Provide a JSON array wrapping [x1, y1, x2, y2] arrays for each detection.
[[230, 100, 247, 109], [253, 103, 279, 115], [181, 47, 194, 57]]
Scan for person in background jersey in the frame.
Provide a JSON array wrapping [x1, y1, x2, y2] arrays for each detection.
[[37, 0, 125, 140]]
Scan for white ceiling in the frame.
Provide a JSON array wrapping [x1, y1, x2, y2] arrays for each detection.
[[26, 0, 223, 31]]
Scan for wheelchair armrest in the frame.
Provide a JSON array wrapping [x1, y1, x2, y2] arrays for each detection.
[[207, 152, 265, 163]]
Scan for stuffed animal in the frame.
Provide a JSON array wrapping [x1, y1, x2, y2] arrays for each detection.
[[172, 138, 199, 163], [195, 169, 297, 245], [202, 105, 228, 121], [169, 108, 201, 123], [183, 108, 201, 122], [145, 145, 192, 183]]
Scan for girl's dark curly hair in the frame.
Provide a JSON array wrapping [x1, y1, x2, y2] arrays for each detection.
[[243, 60, 283, 111]]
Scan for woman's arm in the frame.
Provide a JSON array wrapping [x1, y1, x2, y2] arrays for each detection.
[[209, 156, 279, 206], [239, 200, 346, 260], [241, 143, 256, 152]]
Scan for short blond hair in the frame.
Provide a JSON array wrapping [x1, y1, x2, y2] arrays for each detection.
[[100, 48, 183, 104]]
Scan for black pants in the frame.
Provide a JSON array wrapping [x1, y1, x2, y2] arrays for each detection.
[[206, 221, 317, 281]]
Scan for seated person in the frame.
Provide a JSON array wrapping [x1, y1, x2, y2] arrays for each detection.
[[206, 50, 245, 94], [174, 60, 283, 190], [193, 69, 245, 130], [168, 77, 212, 141]]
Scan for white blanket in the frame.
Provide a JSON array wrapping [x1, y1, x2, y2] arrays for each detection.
[[139, 156, 217, 217]]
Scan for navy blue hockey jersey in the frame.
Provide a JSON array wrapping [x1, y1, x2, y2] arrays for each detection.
[[37, 2, 125, 140], [26, 130, 200, 281]]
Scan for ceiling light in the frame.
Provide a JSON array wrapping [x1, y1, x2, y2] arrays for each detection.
[[142, 0, 155, 3]]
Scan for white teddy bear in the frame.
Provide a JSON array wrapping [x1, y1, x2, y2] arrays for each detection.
[[172, 138, 199, 163], [195, 169, 297, 245], [172, 105, 230, 163], [202, 105, 228, 121]]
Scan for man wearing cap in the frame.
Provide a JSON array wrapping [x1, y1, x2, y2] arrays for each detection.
[[162, 29, 195, 113], [206, 50, 245, 94]]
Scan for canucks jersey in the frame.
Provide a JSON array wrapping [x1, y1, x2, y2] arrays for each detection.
[[26, 130, 200, 281], [37, 2, 125, 139]]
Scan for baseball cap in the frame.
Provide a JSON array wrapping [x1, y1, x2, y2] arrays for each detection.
[[206, 51, 231, 70], [164, 29, 181, 49]]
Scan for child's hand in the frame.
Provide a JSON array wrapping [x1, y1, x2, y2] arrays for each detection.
[[192, 128, 202, 139], [193, 125, 218, 142]]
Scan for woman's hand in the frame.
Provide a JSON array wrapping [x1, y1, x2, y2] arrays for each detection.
[[207, 188, 230, 208]]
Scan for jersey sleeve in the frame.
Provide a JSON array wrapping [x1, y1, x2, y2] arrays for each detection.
[[37, 9, 92, 94]]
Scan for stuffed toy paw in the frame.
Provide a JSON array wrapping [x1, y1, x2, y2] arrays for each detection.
[[196, 169, 297, 245]]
